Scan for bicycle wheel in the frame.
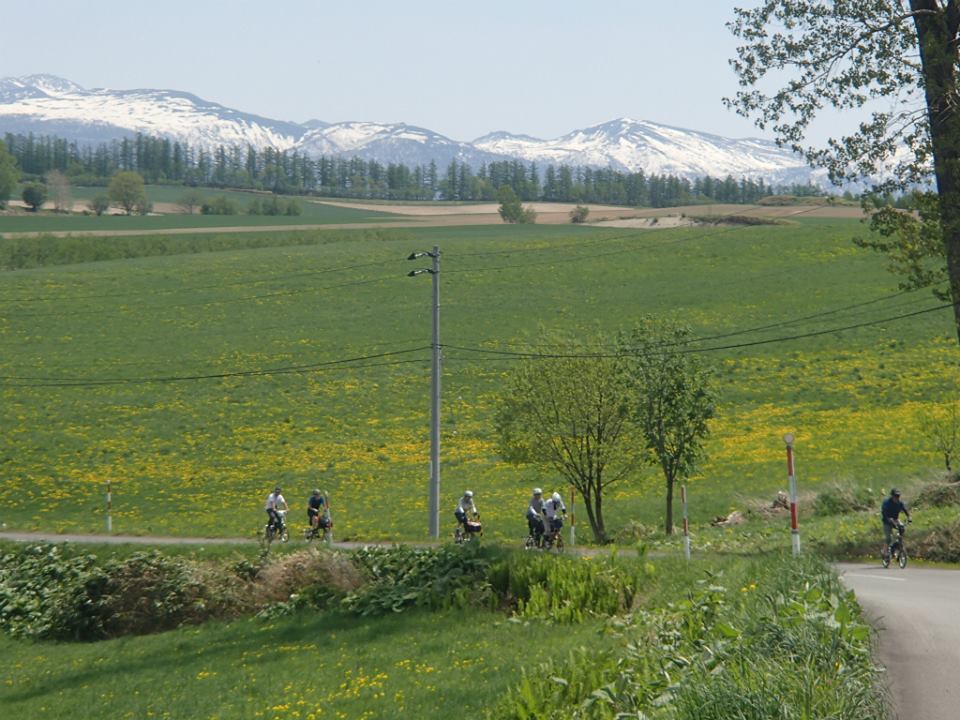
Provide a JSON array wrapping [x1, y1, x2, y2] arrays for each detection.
[[898, 545, 907, 569], [554, 535, 564, 553], [279, 527, 289, 543], [523, 534, 536, 550]]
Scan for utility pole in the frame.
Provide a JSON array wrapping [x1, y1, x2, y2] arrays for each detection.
[[408, 246, 441, 538]]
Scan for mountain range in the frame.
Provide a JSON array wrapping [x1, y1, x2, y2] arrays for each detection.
[[0, 74, 818, 185]]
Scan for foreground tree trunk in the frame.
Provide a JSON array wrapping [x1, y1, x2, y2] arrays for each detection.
[[913, 1, 960, 341]]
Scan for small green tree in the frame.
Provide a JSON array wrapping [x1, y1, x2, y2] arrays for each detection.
[[202, 195, 237, 215], [922, 401, 960, 474], [108, 171, 146, 215], [498, 186, 536, 224], [88, 195, 110, 216], [21, 183, 47, 212], [619, 318, 716, 534], [570, 205, 590, 224], [177, 189, 204, 215], [495, 334, 643, 542], [0, 139, 18, 209], [45, 170, 72, 213]]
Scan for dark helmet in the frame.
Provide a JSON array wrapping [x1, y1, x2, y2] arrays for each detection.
[[274, 486, 282, 494], [890, 488, 901, 497]]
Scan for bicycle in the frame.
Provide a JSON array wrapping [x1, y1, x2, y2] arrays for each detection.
[[881, 520, 908, 569], [542, 526, 564, 552], [454, 517, 482, 544], [261, 509, 289, 547], [304, 511, 332, 543]]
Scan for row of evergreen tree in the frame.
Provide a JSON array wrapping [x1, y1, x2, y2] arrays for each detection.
[[2, 131, 822, 208]]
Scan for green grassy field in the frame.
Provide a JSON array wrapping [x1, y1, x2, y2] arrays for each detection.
[[0, 187, 399, 232], [0, 606, 614, 720], [0, 216, 957, 542]]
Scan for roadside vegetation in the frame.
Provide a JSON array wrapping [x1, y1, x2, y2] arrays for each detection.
[[0, 543, 885, 719]]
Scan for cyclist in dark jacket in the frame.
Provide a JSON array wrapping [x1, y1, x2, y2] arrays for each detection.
[[881, 488, 911, 555]]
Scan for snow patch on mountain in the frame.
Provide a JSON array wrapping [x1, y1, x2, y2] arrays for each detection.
[[475, 118, 811, 183]]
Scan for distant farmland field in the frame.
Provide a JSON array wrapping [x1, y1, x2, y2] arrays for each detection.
[[0, 186, 401, 233], [0, 217, 954, 541]]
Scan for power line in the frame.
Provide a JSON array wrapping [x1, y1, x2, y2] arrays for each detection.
[[440, 301, 954, 359], [0, 346, 431, 388]]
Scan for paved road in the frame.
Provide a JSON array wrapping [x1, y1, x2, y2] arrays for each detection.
[[0, 530, 438, 551], [836, 562, 960, 720]]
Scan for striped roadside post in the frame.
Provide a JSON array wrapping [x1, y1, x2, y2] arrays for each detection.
[[569, 487, 576, 547], [682, 484, 691, 560], [784, 433, 800, 556]]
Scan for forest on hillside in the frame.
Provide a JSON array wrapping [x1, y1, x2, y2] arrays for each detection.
[[1, 131, 826, 208]]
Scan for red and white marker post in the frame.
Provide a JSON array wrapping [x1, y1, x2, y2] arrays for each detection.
[[784, 433, 800, 556], [681, 484, 691, 560]]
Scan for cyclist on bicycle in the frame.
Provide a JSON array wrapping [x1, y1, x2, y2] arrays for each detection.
[[307, 488, 327, 531], [265, 486, 288, 531], [881, 487, 911, 556], [543, 491, 567, 542], [454, 490, 479, 530], [526, 488, 546, 547]]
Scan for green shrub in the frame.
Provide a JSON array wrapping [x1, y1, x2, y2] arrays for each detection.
[[491, 555, 885, 720], [488, 551, 652, 623], [915, 519, 960, 562], [913, 480, 960, 508], [201, 195, 238, 215], [97, 551, 251, 636], [813, 481, 876, 516], [0, 544, 107, 640], [0, 545, 252, 640], [342, 544, 492, 615]]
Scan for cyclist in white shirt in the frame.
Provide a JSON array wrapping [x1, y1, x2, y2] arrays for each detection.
[[264, 486, 288, 530], [454, 490, 478, 530], [543, 491, 567, 539]]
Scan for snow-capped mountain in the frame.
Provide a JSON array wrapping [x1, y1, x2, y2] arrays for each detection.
[[0, 74, 303, 149], [0, 74, 815, 184], [298, 121, 508, 168], [474, 119, 816, 185]]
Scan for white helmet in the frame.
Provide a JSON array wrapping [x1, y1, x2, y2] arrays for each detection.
[[464, 490, 473, 498], [533, 487, 542, 496], [552, 492, 562, 502]]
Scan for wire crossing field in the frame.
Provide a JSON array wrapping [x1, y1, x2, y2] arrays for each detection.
[[0, 218, 955, 541]]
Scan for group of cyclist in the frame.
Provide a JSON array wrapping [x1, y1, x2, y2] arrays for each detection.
[[266, 483, 911, 556], [264, 486, 331, 536], [451, 486, 566, 547]]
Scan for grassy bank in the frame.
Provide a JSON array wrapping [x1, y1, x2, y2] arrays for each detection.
[[0, 546, 885, 720]]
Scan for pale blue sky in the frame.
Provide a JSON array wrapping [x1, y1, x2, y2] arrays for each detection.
[[2, 1, 794, 142]]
